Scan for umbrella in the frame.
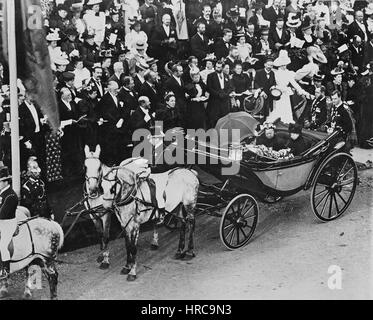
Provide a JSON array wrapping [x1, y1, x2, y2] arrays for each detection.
[[215, 112, 259, 148]]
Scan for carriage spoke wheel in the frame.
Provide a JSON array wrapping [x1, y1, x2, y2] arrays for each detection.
[[163, 213, 180, 231], [219, 194, 259, 250], [311, 153, 357, 222]]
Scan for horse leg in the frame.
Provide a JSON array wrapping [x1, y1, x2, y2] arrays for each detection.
[[23, 267, 33, 300], [98, 212, 112, 269], [0, 277, 9, 298], [175, 206, 186, 259], [150, 223, 159, 250], [184, 210, 196, 261], [120, 231, 132, 275], [42, 261, 58, 300], [93, 217, 105, 264], [127, 224, 140, 282]]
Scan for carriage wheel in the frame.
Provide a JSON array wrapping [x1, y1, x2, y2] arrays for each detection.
[[219, 194, 259, 250], [163, 213, 180, 231], [311, 153, 357, 222]]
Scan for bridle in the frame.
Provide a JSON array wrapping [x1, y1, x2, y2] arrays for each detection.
[[85, 156, 103, 199]]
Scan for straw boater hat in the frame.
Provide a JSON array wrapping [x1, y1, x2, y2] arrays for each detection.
[[146, 57, 158, 66], [54, 52, 70, 66], [0, 166, 12, 182], [273, 50, 291, 67], [135, 41, 148, 51], [313, 72, 325, 82], [330, 66, 344, 76], [46, 32, 61, 42], [87, 0, 102, 6], [286, 13, 301, 28]]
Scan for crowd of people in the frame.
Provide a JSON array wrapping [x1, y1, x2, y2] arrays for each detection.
[[0, 0, 372, 217]]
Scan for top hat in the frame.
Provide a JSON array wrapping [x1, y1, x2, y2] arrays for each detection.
[[0, 166, 12, 182], [62, 72, 75, 82], [301, 17, 314, 31], [82, 32, 95, 40]]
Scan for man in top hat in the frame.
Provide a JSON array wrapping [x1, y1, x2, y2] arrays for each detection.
[[57, 72, 78, 100], [254, 56, 276, 118], [129, 96, 155, 138], [255, 27, 272, 57], [133, 61, 149, 95], [269, 17, 290, 51], [0, 166, 18, 280], [80, 33, 100, 69], [190, 22, 211, 61], [139, 70, 162, 113], [286, 13, 302, 47]]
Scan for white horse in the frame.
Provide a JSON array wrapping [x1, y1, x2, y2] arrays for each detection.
[[1, 207, 64, 300], [84, 146, 162, 269], [101, 159, 199, 281]]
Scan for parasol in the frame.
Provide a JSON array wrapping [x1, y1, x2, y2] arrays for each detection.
[[215, 112, 259, 148]]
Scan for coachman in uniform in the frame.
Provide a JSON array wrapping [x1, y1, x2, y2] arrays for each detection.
[[0, 166, 18, 280], [21, 157, 53, 219]]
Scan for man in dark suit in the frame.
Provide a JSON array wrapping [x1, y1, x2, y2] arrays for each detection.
[[118, 76, 138, 114], [224, 46, 241, 71], [214, 28, 233, 60], [19, 92, 47, 173], [263, 0, 283, 29], [98, 81, 131, 165], [59, 87, 81, 179], [149, 13, 178, 65], [108, 62, 124, 86], [326, 71, 348, 102], [133, 62, 148, 95], [206, 60, 234, 128], [347, 10, 368, 42], [192, 4, 213, 38], [254, 57, 276, 118], [85, 67, 105, 100], [138, 70, 162, 113], [190, 22, 210, 61], [269, 17, 290, 51], [164, 63, 188, 128], [349, 35, 365, 71], [129, 96, 155, 138]]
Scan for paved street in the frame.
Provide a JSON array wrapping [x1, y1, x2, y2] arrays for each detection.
[[5, 158, 372, 300]]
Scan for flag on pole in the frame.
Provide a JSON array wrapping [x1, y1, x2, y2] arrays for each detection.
[[1, 0, 60, 131]]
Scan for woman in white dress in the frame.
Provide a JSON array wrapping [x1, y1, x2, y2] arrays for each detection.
[[124, 20, 148, 51], [267, 50, 310, 124], [83, 0, 106, 45]]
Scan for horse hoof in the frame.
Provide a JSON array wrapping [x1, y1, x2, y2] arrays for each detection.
[[99, 262, 110, 270], [174, 252, 185, 260], [127, 274, 137, 282], [182, 252, 196, 261], [0, 289, 9, 299], [96, 255, 104, 264], [51, 296, 58, 301], [23, 292, 32, 300], [120, 267, 131, 275], [150, 244, 159, 251]]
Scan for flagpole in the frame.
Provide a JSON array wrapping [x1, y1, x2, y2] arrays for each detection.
[[7, 0, 21, 197]]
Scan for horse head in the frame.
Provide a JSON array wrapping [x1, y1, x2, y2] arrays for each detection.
[[84, 145, 102, 196]]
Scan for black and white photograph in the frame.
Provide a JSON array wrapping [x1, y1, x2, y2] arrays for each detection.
[[0, 0, 372, 305]]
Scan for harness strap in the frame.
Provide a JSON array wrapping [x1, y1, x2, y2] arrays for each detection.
[[10, 220, 36, 264]]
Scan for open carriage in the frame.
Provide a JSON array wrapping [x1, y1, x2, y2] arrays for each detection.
[[168, 113, 358, 250]]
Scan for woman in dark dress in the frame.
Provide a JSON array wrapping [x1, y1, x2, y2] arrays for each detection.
[[185, 67, 209, 130], [358, 75, 373, 148], [231, 63, 252, 110], [156, 92, 182, 133]]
